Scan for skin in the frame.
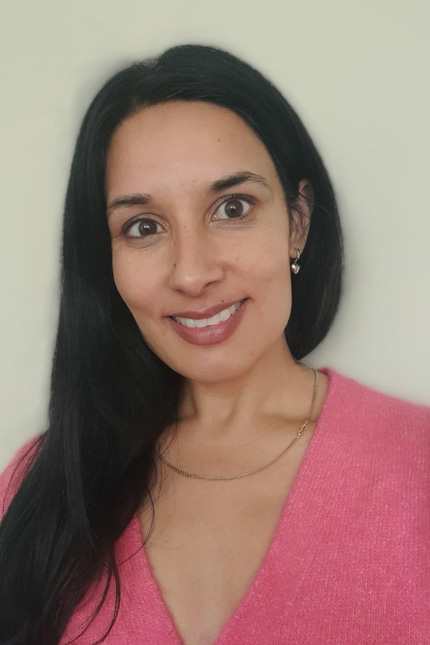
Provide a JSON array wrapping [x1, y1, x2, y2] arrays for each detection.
[[106, 100, 329, 644], [106, 101, 324, 442]]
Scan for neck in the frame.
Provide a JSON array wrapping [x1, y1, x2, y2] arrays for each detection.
[[174, 337, 316, 446]]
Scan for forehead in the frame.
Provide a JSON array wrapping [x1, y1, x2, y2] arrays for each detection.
[[106, 101, 279, 196]]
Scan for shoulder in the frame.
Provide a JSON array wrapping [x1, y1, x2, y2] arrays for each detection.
[[323, 367, 429, 422], [320, 368, 430, 454], [0, 435, 43, 518]]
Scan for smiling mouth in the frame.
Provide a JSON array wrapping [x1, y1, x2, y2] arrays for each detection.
[[171, 300, 244, 328]]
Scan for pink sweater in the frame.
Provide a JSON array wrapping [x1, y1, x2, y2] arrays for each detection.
[[1, 369, 430, 644]]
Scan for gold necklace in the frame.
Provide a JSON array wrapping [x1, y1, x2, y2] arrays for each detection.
[[157, 369, 319, 481]]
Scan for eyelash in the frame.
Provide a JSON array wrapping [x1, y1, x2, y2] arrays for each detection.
[[122, 194, 255, 239]]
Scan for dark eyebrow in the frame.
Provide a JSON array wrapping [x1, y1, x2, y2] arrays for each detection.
[[107, 192, 152, 217], [210, 171, 271, 193], [107, 171, 271, 218]]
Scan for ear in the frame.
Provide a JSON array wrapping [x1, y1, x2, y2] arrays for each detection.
[[289, 179, 314, 257]]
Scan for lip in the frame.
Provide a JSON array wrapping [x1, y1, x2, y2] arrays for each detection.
[[169, 299, 244, 320], [167, 299, 248, 346]]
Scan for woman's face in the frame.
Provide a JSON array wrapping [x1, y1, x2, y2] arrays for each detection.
[[106, 101, 305, 384]]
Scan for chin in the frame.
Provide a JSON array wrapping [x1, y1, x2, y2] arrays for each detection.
[[164, 349, 260, 385], [140, 313, 290, 384]]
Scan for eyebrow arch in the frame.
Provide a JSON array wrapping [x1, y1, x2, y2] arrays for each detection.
[[107, 171, 271, 218], [210, 171, 271, 193], [107, 192, 152, 217]]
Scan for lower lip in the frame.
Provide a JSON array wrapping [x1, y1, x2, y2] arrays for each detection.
[[167, 300, 248, 346]]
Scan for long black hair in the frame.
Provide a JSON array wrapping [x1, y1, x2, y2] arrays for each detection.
[[0, 44, 342, 644]]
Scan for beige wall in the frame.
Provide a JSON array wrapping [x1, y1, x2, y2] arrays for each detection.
[[1, 0, 429, 469]]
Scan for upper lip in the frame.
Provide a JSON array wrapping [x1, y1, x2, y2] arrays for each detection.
[[169, 299, 244, 320]]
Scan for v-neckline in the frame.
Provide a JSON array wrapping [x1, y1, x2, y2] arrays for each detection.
[[126, 368, 337, 644]]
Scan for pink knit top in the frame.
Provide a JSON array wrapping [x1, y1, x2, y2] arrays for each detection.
[[1, 369, 430, 644]]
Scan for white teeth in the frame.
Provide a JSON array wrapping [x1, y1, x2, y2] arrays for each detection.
[[182, 318, 195, 328], [194, 318, 208, 328], [173, 301, 242, 328]]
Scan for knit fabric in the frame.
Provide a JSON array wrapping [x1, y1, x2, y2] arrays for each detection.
[[1, 369, 429, 644]]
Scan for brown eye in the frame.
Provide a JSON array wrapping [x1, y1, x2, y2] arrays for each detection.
[[216, 197, 252, 220], [225, 198, 244, 218], [127, 218, 162, 238]]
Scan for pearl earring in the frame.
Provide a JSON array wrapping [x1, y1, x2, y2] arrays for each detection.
[[291, 249, 301, 275]]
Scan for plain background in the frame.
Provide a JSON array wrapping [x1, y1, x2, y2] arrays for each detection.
[[1, 0, 429, 470]]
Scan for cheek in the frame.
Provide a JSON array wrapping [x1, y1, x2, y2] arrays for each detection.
[[250, 230, 291, 283], [251, 235, 293, 320], [112, 254, 160, 320]]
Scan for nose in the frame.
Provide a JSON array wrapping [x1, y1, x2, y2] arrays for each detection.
[[168, 225, 224, 297]]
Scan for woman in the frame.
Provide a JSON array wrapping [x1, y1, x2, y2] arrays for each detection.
[[0, 44, 429, 645]]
